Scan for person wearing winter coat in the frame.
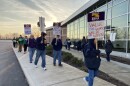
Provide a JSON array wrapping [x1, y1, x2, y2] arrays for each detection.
[[83, 38, 101, 86], [12, 37, 17, 48], [81, 36, 87, 50], [28, 35, 36, 63], [18, 35, 24, 52], [105, 40, 113, 62], [51, 35, 63, 66], [23, 36, 28, 54], [34, 32, 47, 71], [67, 39, 71, 50], [77, 40, 82, 51]]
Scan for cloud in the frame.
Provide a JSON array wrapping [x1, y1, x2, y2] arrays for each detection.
[[0, 0, 90, 35]]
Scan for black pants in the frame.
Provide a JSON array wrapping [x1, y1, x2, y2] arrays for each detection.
[[24, 44, 28, 52], [106, 52, 110, 62], [13, 42, 16, 48]]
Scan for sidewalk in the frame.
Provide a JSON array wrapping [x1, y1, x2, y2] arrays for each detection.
[[13, 48, 115, 86], [62, 48, 130, 85]]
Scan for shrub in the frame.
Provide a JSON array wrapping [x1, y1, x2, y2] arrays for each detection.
[[76, 59, 84, 67], [46, 50, 53, 56], [46, 45, 53, 50], [62, 52, 74, 62]]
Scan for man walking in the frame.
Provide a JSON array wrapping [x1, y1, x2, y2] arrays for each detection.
[[51, 35, 63, 66], [34, 32, 47, 71], [18, 35, 24, 52]]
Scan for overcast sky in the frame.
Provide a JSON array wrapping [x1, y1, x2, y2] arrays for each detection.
[[0, 0, 90, 35]]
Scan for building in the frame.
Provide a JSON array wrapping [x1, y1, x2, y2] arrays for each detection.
[[61, 0, 130, 56], [46, 25, 67, 44], [46, 0, 130, 57]]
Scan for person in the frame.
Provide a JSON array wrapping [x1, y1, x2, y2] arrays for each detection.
[[81, 36, 87, 50], [28, 35, 36, 63], [34, 32, 47, 71], [67, 39, 71, 50], [18, 35, 24, 52], [64, 39, 68, 49], [77, 40, 81, 52], [51, 35, 63, 66], [83, 38, 101, 86], [105, 40, 113, 62], [12, 37, 17, 48], [23, 36, 28, 54]]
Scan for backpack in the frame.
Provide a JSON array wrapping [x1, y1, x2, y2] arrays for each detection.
[[83, 43, 101, 70]]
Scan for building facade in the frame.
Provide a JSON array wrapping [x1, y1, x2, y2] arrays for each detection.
[[61, 0, 130, 54], [46, 26, 67, 44]]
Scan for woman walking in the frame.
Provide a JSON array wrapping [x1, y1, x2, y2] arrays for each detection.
[[83, 38, 101, 86], [28, 35, 36, 63]]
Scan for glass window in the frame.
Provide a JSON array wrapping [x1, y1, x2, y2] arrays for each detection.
[[113, 0, 125, 6], [129, 0, 130, 13], [112, 1, 128, 18], [80, 33, 84, 39], [67, 25, 70, 38], [128, 27, 130, 53], [108, 1, 112, 8], [105, 20, 111, 39], [97, 3, 107, 11], [129, 14, 130, 23], [107, 8, 111, 19], [80, 16, 84, 21], [107, 19, 111, 27], [112, 40, 126, 52], [80, 27, 84, 34], [128, 19, 130, 53], [112, 15, 127, 28], [80, 20, 85, 28], [112, 27, 127, 39]]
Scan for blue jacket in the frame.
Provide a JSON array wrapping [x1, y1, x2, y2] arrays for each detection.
[[83, 39, 101, 70], [36, 37, 47, 50], [51, 38, 62, 51], [28, 38, 36, 48]]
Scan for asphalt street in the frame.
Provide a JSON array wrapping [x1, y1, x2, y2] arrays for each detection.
[[0, 41, 28, 86]]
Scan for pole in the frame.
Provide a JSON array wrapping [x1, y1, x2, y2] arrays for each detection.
[[95, 38, 98, 50]]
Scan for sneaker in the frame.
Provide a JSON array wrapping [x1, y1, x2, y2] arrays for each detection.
[[35, 65, 38, 68], [53, 63, 56, 66], [83, 77, 87, 85], [58, 64, 63, 67], [43, 67, 47, 71]]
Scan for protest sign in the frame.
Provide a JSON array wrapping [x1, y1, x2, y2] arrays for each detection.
[[53, 22, 61, 35], [87, 12, 105, 39], [24, 24, 31, 35]]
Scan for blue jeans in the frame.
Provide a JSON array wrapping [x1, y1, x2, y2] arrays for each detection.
[[28, 47, 35, 63], [34, 50, 46, 68], [53, 50, 62, 64], [85, 69, 98, 86]]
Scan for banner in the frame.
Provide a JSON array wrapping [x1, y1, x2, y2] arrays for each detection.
[[87, 12, 105, 39], [24, 24, 31, 35], [53, 23, 61, 35]]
